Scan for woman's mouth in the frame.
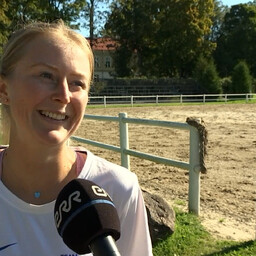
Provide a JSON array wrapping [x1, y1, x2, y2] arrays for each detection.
[[39, 110, 67, 121]]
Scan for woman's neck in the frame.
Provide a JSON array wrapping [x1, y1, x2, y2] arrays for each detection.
[[1, 144, 77, 204]]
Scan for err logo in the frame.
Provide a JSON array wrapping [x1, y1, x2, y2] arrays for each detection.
[[55, 191, 81, 229], [92, 185, 108, 197]]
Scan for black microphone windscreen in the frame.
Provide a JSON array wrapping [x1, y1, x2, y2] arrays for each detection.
[[54, 179, 120, 254]]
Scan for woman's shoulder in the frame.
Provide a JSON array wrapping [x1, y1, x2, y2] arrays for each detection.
[[72, 145, 138, 181], [74, 147, 141, 213], [75, 146, 138, 189], [92, 152, 137, 180]]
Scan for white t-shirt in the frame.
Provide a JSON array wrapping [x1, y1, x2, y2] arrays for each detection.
[[0, 148, 153, 256]]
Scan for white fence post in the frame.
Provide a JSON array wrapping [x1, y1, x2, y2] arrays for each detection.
[[189, 126, 201, 215], [119, 113, 130, 169], [104, 96, 107, 108], [131, 96, 134, 107]]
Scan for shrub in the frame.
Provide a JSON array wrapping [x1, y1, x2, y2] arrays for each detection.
[[231, 61, 252, 93], [193, 56, 222, 94], [221, 77, 232, 94]]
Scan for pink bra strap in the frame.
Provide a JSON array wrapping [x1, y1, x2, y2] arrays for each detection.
[[76, 151, 86, 176], [0, 149, 6, 179]]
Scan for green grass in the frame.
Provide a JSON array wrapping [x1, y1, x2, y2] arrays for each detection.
[[153, 209, 256, 256]]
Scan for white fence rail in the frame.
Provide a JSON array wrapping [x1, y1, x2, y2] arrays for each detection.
[[71, 112, 204, 215], [88, 93, 256, 107]]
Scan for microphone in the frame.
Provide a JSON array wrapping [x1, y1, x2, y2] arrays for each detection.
[[54, 179, 121, 255]]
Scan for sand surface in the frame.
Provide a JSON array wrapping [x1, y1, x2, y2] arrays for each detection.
[[74, 103, 256, 241]]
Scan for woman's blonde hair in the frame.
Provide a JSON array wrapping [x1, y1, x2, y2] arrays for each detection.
[[0, 20, 94, 144]]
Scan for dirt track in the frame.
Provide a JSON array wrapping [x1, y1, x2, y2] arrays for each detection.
[[73, 103, 256, 241]]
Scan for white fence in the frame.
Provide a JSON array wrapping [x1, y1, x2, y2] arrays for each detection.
[[88, 93, 256, 107], [71, 112, 205, 215]]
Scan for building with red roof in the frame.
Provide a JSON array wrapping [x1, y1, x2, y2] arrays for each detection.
[[88, 37, 116, 80]]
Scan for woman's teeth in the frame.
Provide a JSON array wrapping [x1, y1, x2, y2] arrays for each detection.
[[40, 110, 66, 120]]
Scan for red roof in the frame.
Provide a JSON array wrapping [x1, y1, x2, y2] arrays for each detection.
[[87, 37, 116, 51]]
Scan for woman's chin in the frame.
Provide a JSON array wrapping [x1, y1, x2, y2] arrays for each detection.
[[36, 130, 70, 146]]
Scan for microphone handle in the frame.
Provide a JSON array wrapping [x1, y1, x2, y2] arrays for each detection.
[[89, 235, 121, 256]]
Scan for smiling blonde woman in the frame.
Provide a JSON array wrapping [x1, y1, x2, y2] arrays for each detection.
[[0, 20, 152, 256]]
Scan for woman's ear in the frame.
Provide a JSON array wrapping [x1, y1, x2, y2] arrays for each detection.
[[0, 76, 9, 105]]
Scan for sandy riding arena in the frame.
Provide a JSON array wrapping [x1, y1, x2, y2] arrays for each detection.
[[73, 103, 256, 241]]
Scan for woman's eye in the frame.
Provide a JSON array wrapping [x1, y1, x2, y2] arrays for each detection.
[[40, 72, 53, 80], [71, 80, 86, 88]]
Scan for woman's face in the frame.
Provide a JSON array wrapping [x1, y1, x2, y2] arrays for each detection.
[[3, 34, 91, 146]]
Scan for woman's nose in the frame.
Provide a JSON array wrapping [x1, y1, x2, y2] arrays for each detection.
[[51, 78, 71, 104]]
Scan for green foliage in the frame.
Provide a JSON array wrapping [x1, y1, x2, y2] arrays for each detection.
[[113, 45, 132, 77], [0, 1, 11, 51], [105, 0, 215, 78], [193, 56, 222, 93], [9, 0, 86, 27], [252, 77, 256, 93], [209, 0, 229, 42], [105, 0, 158, 77], [220, 77, 232, 93], [0, 0, 86, 52], [214, 3, 256, 77], [153, 210, 213, 255], [83, 0, 110, 39], [231, 61, 252, 93], [153, 209, 256, 256], [157, 0, 216, 77]]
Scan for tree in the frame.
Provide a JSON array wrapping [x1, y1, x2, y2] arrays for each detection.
[[37, 0, 86, 28], [6, 0, 86, 28], [0, 0, 11, 51], [193, 56, 222, 93], [105, 0, 158, 77], [105, 0, 215, 78], [220, 76, 232, 93], [232, 61, 252, 93], [0, 0, 86, 52], [113, 45, 132, 77], [209, 0, 229, 42], [214, 3, 256, 77], [83, 0, 110, 47], [154, 0, 216, 77]]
